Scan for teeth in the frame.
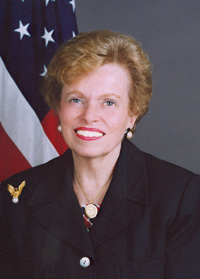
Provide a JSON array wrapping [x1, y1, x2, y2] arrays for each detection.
[[76, 130, 103, 137]]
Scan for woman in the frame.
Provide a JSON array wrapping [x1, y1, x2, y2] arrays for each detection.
[[0, 30, 200, 278]]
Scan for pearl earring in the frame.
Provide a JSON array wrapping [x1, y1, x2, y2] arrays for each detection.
[[57, 125, 62, 132], [126, 128, 133, 139]]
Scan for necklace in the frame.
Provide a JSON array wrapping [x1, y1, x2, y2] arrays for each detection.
[[74, 171, 112, 219]]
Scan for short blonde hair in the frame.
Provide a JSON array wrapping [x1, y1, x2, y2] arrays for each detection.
[[41, 30, 152, 124]]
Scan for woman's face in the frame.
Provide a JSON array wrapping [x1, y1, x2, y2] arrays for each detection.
[[58, 63, 137, 160]]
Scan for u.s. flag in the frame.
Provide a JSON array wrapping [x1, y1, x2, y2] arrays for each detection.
[[0, 0, 78, 182]]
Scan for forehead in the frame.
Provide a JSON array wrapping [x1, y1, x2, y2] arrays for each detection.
[[62, 63, 131, 97]]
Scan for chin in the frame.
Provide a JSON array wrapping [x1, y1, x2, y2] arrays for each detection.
[[73, 149, 104, 159], [72, 144, 121, 160]]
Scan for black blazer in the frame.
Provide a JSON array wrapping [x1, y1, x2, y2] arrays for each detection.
[[1, 139, 200, 278]]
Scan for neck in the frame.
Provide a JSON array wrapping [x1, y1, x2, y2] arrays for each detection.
[[72, 147, 121, 204]]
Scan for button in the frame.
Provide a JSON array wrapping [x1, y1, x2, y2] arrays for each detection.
[[80, 257, 90, 268]]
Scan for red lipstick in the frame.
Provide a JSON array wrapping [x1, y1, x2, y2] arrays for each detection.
[[74, 127, 104, 133], [74, 127, 105, 141]]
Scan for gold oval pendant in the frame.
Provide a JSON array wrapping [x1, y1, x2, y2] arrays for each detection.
[[85, 204, 98, 219]]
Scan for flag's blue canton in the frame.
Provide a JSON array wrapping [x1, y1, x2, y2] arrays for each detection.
[[0, 0, 78, 120]]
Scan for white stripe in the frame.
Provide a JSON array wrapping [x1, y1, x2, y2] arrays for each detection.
[[0, 57, 59, 166]]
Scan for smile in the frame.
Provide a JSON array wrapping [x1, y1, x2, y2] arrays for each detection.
[[74, 127, 105, 140], [77, 130, 103, 137]]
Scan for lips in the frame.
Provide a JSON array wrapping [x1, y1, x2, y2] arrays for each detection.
[[74, 127, 105, 140]]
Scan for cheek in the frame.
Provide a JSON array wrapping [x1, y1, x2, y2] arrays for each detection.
[[109, 115, 129, 134], [60, 111, 69, 123], [59, 106, 76, 124]]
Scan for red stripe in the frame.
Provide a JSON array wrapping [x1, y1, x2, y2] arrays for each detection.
[[0, 123, 31, 182], [42, 109, 68, 155]]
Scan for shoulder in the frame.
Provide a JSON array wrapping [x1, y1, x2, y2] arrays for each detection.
[[126, 138, 199, 178], [125, 139, 200, 201], [0, 149, 72, 196], [143, 150, 195, 176], [126, 139, 199, 182], [141, 148, 200, 215], [142, 150, 200, 186]]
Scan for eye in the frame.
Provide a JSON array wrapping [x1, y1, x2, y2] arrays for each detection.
[[70, 98, 82, 104], [104, 100, 116, 106]]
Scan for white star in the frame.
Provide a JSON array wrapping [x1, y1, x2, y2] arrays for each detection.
[[41, 27, 55, 47], [72, 31, 76, 38], [14, 20, 31, 40], [40, 65, 47, 77], [46, 0, 55, 6], [69, 0, 76, 12]]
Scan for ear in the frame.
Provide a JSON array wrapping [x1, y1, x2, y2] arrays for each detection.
[[128, 113, 138, 130]]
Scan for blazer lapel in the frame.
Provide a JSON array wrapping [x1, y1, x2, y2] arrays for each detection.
[[27, 151, 94, 258], [90, 139, 149, 247], [26, 139, 148, 253]]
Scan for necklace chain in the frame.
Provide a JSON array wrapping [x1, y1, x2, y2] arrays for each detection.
[[74, 171, 112, 204]]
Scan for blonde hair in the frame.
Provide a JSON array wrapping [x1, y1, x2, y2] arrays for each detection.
[[41, 30, 152, 124]]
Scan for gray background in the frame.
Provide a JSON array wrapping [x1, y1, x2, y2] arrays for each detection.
[[75, 0, 200, 174]]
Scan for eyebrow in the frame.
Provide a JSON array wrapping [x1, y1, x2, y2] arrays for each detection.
[[100, 93, 121, 99], [62, 90, 81, 95], [62, 90, 84, 98], [62, 91, 121, 99]]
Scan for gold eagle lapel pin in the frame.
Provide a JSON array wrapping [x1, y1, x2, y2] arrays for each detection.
[[7, 180, 26, 203]]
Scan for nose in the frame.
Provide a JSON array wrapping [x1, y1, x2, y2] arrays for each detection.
[[82, 102, 99, 123]]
